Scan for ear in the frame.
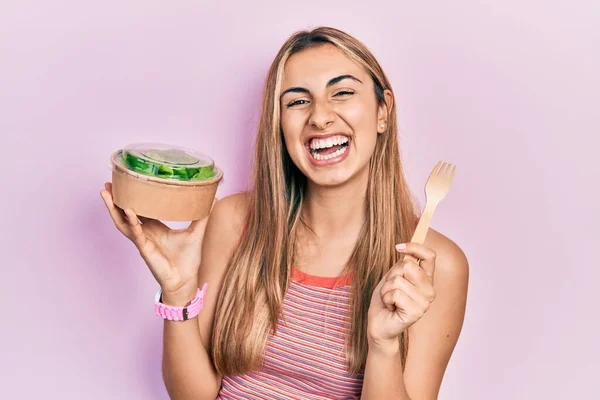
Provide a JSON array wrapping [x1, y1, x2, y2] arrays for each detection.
[[377, 89, 394, 134]]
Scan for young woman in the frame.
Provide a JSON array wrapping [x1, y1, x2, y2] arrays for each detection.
[[101, 26, 469, 400]]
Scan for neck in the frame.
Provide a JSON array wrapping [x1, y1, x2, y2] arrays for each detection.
[[300, 168, 369, 238]]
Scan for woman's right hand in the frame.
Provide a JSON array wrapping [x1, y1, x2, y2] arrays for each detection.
[[100, 182, 216, 298]]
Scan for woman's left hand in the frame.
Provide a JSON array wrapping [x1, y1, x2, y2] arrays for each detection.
[[367, 242, 437, 350]]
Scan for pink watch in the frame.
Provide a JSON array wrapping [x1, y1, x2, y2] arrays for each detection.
[[155, 283, 208, 321]]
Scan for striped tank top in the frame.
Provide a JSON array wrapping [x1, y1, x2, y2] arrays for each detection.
[[216, 267, 364, 399]]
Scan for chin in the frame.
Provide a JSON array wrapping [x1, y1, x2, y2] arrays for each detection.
[[305, 166, 366, 188], [310, 175, 350, 188]]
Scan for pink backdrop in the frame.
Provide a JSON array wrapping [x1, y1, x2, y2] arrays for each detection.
[[2, 1, 598, 399]]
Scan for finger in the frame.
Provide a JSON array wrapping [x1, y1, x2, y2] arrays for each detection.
[[383, 289, 426, 321], [136, 217, 168, 241], [102, 182, 127, 224], [381, 275, 432, 309], [401, 260, 435, 302], [137, 215, 155, 225], [385, 259, 406, 281], [100, 188, 129, 233], [189, 215, 209, 237], [381, 262, 407, 311], [381, 288, 412, 313], [395, 242, 436, 279], [124, 208, 148, 250]]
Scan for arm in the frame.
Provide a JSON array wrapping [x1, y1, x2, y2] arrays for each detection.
[[361, 229, 469, 400], [162, 193, 248, 400]]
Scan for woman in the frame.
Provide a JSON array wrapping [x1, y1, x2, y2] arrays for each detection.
[[101, 26, 469, 400]]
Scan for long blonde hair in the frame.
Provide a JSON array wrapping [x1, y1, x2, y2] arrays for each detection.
[[212, 26, 419, 375]]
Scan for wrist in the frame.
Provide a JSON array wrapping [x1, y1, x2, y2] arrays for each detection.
[[368, 337, 402, 357], [160, 279, 199, 307]]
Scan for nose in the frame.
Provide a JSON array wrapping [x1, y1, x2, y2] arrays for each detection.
[[308, 99, 335, 130]]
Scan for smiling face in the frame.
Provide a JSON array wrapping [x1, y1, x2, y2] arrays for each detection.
[[279, 44, 391, 187]]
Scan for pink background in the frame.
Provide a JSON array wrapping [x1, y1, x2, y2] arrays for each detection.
[[2, 1, 598, 399]]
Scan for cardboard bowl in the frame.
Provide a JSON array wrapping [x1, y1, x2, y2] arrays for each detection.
[[110, 150, 222, 221]]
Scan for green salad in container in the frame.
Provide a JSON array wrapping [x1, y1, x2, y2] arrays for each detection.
[[121, 143, 217, 182]]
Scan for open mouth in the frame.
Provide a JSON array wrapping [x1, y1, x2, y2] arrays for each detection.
[[307, 134, 350, 161]]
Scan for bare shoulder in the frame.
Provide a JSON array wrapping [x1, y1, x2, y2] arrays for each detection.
[[424, 228, 469, 281]]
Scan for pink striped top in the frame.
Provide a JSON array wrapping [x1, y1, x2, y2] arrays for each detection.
[[216, 267, 364, 399]]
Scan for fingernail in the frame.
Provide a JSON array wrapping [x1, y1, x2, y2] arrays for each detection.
[[395, 243, 406, 251]]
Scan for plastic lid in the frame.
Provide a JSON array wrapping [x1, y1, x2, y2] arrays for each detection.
[[119, 142, 218, 182]]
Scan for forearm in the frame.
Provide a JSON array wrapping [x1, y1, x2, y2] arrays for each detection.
[[361, 342, 410, 400], [161, 289, 221, 400]]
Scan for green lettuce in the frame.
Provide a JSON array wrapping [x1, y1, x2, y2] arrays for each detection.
[[122, 149, 216, 181]]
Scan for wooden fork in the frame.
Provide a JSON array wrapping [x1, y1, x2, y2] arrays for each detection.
[[404, 161, 456, 263]]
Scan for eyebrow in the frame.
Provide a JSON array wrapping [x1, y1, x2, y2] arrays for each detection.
[[280, 74, 363, 99]]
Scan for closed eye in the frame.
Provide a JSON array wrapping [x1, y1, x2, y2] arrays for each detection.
[[287, 99, 310, 107], [286, 91, 354, 107]]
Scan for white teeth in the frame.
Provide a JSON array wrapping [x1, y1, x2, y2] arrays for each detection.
[[309, 135, 349, 150], [310, 144, 348, 161]]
